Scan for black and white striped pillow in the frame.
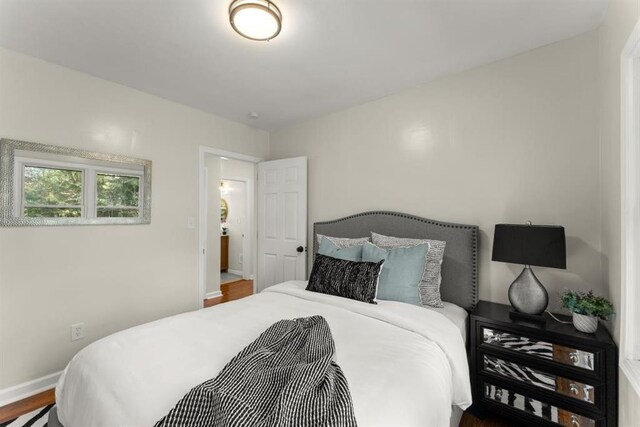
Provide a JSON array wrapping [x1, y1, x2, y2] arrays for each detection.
[[306, 254, 383, 304], [371, 232, 446, 308]]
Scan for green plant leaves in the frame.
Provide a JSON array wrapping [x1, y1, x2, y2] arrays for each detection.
[[561, 290, 615, 320]]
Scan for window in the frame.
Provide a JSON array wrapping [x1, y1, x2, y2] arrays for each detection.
[[23, 165, 83, 218], [0, 139, 151, 226], [15, 158, 144, 220], [96, 173, 141, 218]]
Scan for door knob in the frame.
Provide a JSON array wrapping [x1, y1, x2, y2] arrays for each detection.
[[296, 246, 304, 253]]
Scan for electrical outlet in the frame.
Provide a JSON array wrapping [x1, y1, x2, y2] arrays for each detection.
[[71, 323, 85, 341], [239, 254, 243, 264]]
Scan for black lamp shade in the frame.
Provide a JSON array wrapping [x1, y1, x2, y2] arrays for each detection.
[[492, 224, 566, 269]]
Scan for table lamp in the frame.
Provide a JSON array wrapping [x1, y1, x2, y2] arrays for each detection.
[[492, 222, 566, 321]]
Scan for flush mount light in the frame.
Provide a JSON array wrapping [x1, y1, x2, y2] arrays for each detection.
[[229, 0, 282, 41]]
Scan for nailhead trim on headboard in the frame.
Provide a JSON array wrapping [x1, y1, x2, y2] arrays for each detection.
[[313, 211, 479, 310]]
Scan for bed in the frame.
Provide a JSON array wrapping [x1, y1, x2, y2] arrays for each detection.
[[51, 211, 479, 427]]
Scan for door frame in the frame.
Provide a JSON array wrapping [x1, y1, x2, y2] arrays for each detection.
[[198, 146, 262, 307], [220, 176, 252, 281]]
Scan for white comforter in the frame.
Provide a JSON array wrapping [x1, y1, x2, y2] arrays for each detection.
[[56, 281, 472, 427]]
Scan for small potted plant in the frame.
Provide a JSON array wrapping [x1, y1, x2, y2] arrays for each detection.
[[561, 290, 614, 333]]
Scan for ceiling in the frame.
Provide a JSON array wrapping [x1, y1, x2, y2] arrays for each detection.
[[0, 0, 607, 130]]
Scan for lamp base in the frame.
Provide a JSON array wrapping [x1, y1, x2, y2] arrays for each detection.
[[509, 310, 547, 323], [508, 265, 549, 315]]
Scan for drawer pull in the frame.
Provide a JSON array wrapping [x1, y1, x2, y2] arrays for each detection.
[[569, 351, 579, 363], [493, 359, 506, 373], [571, 414, 580, 426], [570, 383, 579, 395], [487, 333, 502, 343]]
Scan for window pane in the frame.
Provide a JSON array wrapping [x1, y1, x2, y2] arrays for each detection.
[[24, 207, 82, 218], [97, 208, 140, 218], [97, 174, 140, 208], [24, 166, 82, 206]]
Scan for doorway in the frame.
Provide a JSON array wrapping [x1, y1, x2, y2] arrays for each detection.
[[220, 177, 250, 284], [198, 147, 261, 307]]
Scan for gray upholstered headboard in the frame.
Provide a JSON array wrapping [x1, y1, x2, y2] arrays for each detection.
[[313, 211, 479, 311]]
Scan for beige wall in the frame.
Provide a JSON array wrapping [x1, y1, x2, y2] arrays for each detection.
[[0, 47, 268, 388], [597, 0, 640, 425], [270, 32, 602, 309]]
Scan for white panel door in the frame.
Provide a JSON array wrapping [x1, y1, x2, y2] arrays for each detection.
[[257, 157, 307, 292]]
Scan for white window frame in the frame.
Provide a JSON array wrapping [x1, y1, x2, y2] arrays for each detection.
[[621, 17, 640, 399], [16, 158, 85, 218], [93, 169, 144, 218], [14, 156, 144, 220], [0, 138, 151, 227]]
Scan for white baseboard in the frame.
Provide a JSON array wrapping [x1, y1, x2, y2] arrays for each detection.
[[0, 371, 62, 407], [205, 290, 222, 299], [227, 269, 243, 276]]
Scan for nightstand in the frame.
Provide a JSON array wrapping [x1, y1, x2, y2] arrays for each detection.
[[470, 301, 618, 427]]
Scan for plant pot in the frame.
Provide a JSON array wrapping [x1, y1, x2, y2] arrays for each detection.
[[573, 313, 598, 333]]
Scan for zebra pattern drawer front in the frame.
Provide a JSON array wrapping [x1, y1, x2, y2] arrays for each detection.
[[484, 382, 596, 427], [471, 302, 617, 426], [482, 328, 595, 371], [483, 355, 596, 404]]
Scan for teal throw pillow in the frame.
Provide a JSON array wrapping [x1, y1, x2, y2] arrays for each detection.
[[318, 236, 364, 262], [362, 242, 429, 305]]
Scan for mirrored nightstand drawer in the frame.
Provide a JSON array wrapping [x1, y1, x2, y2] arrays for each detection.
[[484, 382, 596, 427], [483, 354, 596, 404], [482, 327, 595, 371]]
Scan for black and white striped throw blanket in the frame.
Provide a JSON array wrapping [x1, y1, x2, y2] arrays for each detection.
[[155, 315, 357, 427]]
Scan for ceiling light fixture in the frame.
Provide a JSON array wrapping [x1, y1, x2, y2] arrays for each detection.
[[229, 0, 282, 41]]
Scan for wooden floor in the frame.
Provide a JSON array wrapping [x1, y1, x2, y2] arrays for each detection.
[[459, 411, 513, 427], [0, 389, 55, 423], [204, 279, 253, 307]]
